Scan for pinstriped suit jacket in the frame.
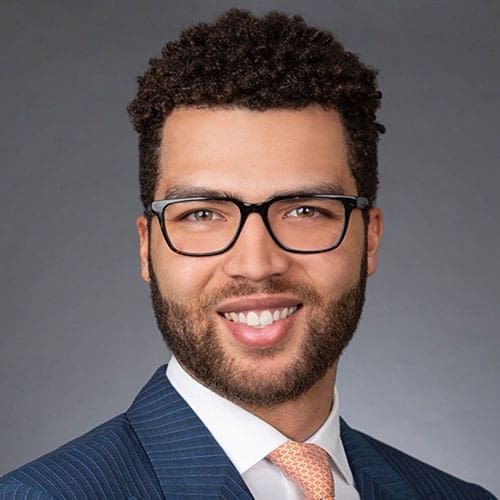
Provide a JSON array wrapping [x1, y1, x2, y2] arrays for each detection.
[[0, 366, 495, 499]]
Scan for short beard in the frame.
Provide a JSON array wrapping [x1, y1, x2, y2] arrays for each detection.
[[149, 258, 367, 408]]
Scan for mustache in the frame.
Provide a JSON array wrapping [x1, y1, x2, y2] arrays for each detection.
[[198, 276, 322, 309]]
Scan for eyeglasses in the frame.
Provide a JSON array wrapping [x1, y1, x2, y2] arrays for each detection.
[[148, 194, 370, 256]]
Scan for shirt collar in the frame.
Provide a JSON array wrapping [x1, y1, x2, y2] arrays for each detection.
[[166, 355, 353, 484]]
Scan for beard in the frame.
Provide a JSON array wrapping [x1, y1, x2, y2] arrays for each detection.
[[149, 257, 367, 408]]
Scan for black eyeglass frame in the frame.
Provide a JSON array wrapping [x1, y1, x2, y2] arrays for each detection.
[[148, 194, 370, 257]]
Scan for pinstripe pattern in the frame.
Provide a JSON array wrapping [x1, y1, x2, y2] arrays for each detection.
[[0, 483, 54, 499], [0, 365, 496, 499], [0, 413, 163, 499], [0, 366, 252, 500], [126, 366, 252, 499], [340, 420, 496, 499]]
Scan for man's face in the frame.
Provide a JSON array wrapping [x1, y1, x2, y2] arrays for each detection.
[[137, 106, 382, 407]]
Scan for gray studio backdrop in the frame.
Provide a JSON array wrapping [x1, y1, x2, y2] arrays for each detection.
[[1, 0, 499, 494]]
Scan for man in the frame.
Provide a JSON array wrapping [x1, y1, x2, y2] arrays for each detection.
[[0, 9, 495, 500]]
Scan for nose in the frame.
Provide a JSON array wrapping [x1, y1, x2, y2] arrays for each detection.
[[221, 213, 292, 282]]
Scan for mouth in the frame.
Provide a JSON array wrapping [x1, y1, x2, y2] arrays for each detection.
[[221, 305, 299, 328], [216, 296, 303, 349]]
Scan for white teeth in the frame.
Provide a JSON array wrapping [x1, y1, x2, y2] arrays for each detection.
[[223, 306, 298, 327], [246, 311, 260, 326], [260, 310, 273, 326]]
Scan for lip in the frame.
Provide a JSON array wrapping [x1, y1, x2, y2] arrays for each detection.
[[219, 312, 299, 349], [217, 295, 302, 314]]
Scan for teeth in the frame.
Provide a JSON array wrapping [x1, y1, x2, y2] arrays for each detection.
[[223, 306, 298, 328], [260, 310, 273, 326], [247, 311, 260, 326]]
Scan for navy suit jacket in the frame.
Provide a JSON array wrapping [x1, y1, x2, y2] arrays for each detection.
[[0, 366, 495, 499]]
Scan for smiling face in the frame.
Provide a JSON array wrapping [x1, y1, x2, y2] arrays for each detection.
[[137, 106, 382, 407]]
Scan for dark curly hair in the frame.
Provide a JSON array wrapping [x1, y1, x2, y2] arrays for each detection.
[[128, 9, 384, 209]]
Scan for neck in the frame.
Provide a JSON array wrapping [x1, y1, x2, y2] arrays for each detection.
[[241, 362, 338, 442]]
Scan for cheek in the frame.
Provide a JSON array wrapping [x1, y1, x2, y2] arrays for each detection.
[[301, 252, 363, 297], [297, 225, 366, 295], [150, 234, 220, 300]]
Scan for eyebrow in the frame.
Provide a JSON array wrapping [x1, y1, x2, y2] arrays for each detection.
[[272, 182, 346, 197], [161, 186, 234, 199], [160, 182, 348, 201]]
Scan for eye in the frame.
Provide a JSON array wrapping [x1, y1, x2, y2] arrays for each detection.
[[184, 209, 224, 222], [285, 206, 323, 218]]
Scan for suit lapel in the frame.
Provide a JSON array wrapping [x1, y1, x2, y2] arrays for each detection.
[[127, 366, 253, 499], [340, 419, 418, 500]]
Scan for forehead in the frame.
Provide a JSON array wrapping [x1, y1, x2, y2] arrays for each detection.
[[157, 106, 356, 200]]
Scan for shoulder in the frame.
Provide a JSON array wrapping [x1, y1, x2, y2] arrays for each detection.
[[342, 421, 496, 499], [0, 413, 162, 499]]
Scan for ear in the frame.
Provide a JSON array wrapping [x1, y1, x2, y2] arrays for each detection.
[[136, 215, 151, 283], [365, 207, 383, 276]]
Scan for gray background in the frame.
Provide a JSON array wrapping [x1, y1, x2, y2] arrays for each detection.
[[1, 0, 499, 495]]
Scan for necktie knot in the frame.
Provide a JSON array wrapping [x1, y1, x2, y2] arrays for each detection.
[[267, 441, 335, 500]]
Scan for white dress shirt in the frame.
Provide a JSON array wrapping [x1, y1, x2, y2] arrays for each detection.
[[167, 356, 360, 499]]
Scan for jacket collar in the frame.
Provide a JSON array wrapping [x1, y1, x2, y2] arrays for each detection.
[[126, 365, 253, 499], [340, 418, 418, 499], [127, 365, 417, 500]]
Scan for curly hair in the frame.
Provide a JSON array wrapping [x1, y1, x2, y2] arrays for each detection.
[[128, 8, 385, 209]]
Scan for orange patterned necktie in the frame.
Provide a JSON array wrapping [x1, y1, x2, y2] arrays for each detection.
[[267, 441, 335, 500]]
